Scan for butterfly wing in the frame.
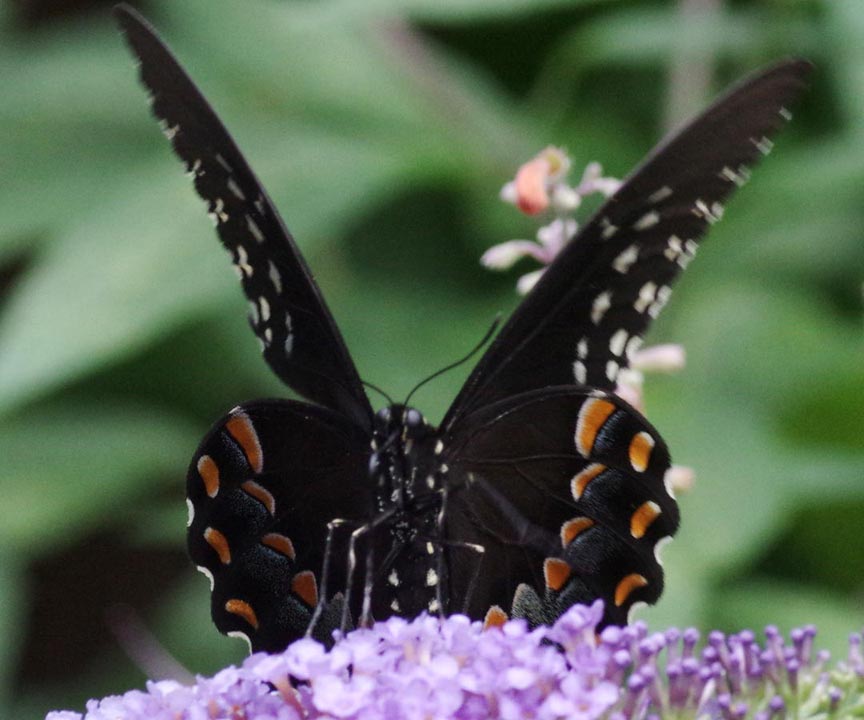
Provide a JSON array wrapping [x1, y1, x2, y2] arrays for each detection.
[[187, 399, 371, 651], [116, 6, 372, 428], [443, 59, 812, 430], [442, 387, 676, 627]]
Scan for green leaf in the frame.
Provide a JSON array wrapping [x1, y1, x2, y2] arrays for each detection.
[[0, 402, 200, 553]]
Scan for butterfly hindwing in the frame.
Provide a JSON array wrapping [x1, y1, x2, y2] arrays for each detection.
[[443, 388, 677, 626], [186, 400, 371, 651], [443, 60, 812, 430], [116, 7, 372, 428]]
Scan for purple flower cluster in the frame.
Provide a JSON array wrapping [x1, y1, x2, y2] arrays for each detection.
[[47, 603, 864, 720]]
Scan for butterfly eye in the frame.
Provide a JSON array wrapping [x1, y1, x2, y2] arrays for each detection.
[[405, 409, 423, 428], [376, 407, 392, 424]]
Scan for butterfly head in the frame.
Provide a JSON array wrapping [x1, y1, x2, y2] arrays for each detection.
[[373, 404, 430, 448]]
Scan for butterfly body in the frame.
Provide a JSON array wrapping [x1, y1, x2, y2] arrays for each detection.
[[367, 404, 446, 618], [116, 5, 810, 652]]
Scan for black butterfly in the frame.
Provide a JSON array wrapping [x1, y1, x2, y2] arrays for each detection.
[[116, 5, 810, 653]]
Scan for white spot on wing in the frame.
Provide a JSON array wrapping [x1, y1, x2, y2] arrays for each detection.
[[428, 597, 440, 613], [213, 198, 229, 223], [426, 569, 439, 587], [751, 136, 774, 155], [719, 165, 751, 187], [573, 360, 587, 384], [227, 630, 253, 654], [161, 122, 179, 140], [215, 154, 232, 173], [196, 565, 215, 591], [605, 360, 619, 382], [600, 216, 618, 239], [577, 338, 588, 359], [591, 291, 612, 324], [627, 601, 648, 624], [678, 240, 698, 269], [648, 185, 673, 203], [259, 296, 271, 323], [246, 216, 265, 243], [227, 177, 246, 201], [186, 498, 195, 527], [268, 261, 283, 294], [235, 245, 253, 277], [654, 535, 673, 566], [779, 106, 793, 121], [625, 335, 643, 360], [613, 244, 639, 274], [609, 329, 628, 357], [648, 285, 672, 318], [388, 569, 400, 586], [664, 235, 683, 261], [633, 282, 657, 313], [692, 198, 723, 225], [633, 210, 660, 231]]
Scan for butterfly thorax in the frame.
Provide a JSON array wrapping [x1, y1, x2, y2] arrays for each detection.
[[369, 404, 446, 616]]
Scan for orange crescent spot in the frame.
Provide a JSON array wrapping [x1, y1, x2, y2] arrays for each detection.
[[575, 399, 616, 457], [225, 599, 259, 630], [543, 558, 572, 592], [291, 571, 318, 608], [560, 517, 595, 547], [204, 527, 231, 565], [571, 464, 606, 500], [630, 501, 662, 539], [628, 431, 655, 472], [197, 455, 220, 498], [226, 412, 263, 473], [242, 481, 276, 515], [614, 573, 648, 607], [262, 533, 296, 560], [483, 606, 508, 630]]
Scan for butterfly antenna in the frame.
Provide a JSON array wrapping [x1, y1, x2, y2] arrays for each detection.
[[404, 314, 501, 407], [363, 380, 394, 406]]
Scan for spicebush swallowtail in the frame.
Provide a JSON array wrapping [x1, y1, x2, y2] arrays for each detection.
[[116, 5, 810, 652]]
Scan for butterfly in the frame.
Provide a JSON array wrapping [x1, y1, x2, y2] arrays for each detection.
[[116, 5, 810, 653]]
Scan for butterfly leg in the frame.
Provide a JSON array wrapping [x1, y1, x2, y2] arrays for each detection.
[[306, 517, 361, 639], [341, 506, 398, 631], [438, 539, 485, 616], [433, 484, 485, 616]]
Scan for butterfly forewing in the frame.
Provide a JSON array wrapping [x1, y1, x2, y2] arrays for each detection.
[[116, 8, 372, 428], [186, 400, 371, 651], [443, 60, 812, 430], [443, 388, 676, 626]]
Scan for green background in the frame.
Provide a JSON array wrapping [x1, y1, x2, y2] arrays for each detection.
[[0, 0, 861, 716]]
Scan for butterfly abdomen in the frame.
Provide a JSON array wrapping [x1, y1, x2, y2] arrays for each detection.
[[368, 405, 449, 618]]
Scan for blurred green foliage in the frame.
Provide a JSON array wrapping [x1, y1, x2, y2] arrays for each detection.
[[0, 0, 861, 717]]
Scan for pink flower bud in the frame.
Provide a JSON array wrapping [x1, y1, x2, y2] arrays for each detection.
[[514, 157, 551, 215]]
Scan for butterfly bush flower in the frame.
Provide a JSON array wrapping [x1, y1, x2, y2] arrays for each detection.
[[47, 603, 864, 720]]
